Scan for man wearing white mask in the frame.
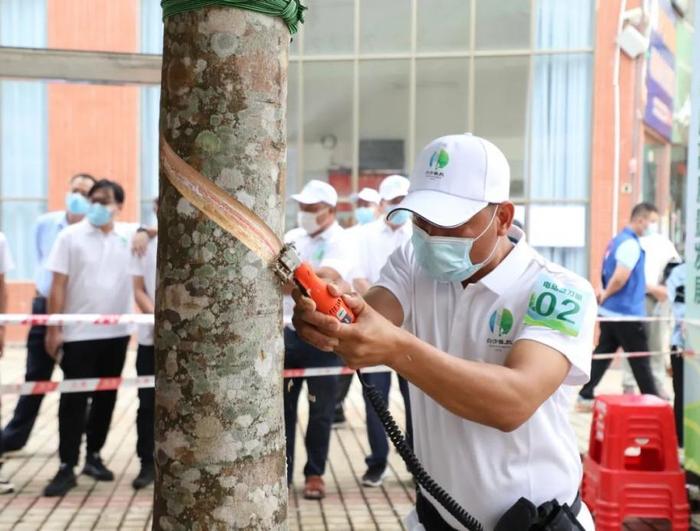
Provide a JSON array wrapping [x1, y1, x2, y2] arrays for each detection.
[[353, 187, 381, 226], [283, 179, 354, 500], [348, 174, 415, 487], [293, 134, 596, 530], [333, 186, 382, 425], [43, 179, 138, 497]]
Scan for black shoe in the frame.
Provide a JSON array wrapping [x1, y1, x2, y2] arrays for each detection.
[[333, 406, 346, 426], [361, 464, 387, 487], [132, 462, 154, 489], [43, 464, 77, 497], [82, 453, 114, 481]]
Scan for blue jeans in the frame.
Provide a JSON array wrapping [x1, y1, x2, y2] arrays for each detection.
[[362, 371, 413, 470], [284, 327, 342, 484]]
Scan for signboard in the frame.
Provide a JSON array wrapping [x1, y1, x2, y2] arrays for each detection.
[[682, 2, 700, 476], [643, 0, 676, 140]]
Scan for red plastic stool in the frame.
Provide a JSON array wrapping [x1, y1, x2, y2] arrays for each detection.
[[582, 394, 689, 530]]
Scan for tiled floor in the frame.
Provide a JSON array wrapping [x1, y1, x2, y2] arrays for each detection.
[[0, 345, 697, 530]]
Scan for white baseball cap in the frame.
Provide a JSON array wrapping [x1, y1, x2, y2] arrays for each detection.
[[379, 174, 410, 201], [291, 179, 338, 207], [388, 133, 510, 227], [356, 187, 380, 204]]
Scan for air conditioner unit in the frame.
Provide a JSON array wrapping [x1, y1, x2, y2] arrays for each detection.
[[617, 24, 649, 59]]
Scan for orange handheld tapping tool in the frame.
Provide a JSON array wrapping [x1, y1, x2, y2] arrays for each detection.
[[274, 245, 355, 325]]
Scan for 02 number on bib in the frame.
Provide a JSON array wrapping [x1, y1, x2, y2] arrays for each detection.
[[524, 272, 589, 337]]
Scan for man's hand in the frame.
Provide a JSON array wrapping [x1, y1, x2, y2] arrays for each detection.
[[131, 231, 150, 257], [596, 288, 606, 305], [647, 284, 668, 302], [292, 283, 404, 368], [45, 329, 63, 361]]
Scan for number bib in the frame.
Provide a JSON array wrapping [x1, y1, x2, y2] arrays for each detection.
[[523, 272, 590, 337]]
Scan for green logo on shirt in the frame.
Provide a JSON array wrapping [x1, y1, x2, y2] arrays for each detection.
[[489, 308, 514, 336]]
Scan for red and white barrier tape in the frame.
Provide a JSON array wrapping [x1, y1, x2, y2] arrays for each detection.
[[2, 350, 691, 397], [0, 366, 391, 396], [0, 313, 699, 326], [0, 376, 154, 396], [0, 314, 154, 326]]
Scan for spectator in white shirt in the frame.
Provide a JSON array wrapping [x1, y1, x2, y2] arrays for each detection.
[[348, 174, 415, 487], [283, 180, 355, 501], [43, 180, 138, 497]]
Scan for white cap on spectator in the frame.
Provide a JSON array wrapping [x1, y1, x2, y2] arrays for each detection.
[[291, 179, 338, 207], [388, 133, 510, 227], [379, 175, 410, 201], [357, 187, 380, 204]]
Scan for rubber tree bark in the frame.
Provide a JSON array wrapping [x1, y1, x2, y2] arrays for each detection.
[[154, 7, 289, 530]]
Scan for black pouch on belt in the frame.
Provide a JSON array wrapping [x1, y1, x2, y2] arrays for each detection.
[[494, 494, 585, 531]]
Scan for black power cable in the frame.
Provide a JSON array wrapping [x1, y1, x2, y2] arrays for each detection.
[[357, 371, 484, 531]]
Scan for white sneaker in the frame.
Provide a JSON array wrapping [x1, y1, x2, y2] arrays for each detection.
[[0, 478, 15, 494]]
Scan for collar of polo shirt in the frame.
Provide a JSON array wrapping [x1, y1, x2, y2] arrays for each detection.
[[478, 225, 529, 295]]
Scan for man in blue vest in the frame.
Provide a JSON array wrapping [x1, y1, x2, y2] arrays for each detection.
[[578, 202, 661, 409]]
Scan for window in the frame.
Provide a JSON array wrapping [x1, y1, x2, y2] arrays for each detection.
[[473, 56, 529, 198], [0, 0, 48, 280], [139, 0, 163, 225], [416, 0, 471, 52], [289, 0, 594, 275], [415, 58, 469, 161], [302, 0, 354, 55], [360, 0, 411, 53]]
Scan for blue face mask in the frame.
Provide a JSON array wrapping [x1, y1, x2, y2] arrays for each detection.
[[411, 209, 498, 282], [65, 192, 90, 216], [86, 203, 113, 227], [355, 207, 375, 225], [389, 210, 411, 226]]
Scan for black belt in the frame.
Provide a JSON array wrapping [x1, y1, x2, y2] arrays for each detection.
[[416, 491, 582, 530]]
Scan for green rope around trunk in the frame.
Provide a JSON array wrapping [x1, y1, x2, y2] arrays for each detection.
[[161, 0, 306, 34]]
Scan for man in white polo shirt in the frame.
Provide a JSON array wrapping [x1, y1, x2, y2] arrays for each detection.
[[43, 179, 137, 497], [293, 134, 596, 530], [350, 174, 415, 487], [283, 179, 355, 500]]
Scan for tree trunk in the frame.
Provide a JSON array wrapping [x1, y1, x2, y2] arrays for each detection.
[[154, 7, 289, 530]]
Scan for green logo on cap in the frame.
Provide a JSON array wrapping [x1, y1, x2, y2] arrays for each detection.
[[429, 149, 449, 170]]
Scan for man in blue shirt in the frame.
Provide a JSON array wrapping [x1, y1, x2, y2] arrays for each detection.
[[1, 173, 95, 451], [578, 203, 662, 409]]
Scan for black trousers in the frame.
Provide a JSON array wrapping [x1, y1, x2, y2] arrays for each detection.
[[2, 296, 56, 451], [671, 346, 684, 447], [283, 327, 342, 484], [136, 345, 154, 465], [58, 336, 129, 467], [579, 321, 659, 400]]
